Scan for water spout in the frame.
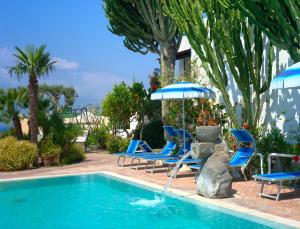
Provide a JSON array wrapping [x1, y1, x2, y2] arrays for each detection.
[[162, 150, 196, 197]]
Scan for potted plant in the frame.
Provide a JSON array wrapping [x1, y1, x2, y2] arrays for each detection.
[[195, 99, 224, 143], [39, 137, 61, 166]]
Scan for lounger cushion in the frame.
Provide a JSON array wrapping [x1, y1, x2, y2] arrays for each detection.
[[164, 159, 202, 165], [229, 147, 254, 167], [254, 171, 300, 182], [231, 129, 253, 143]]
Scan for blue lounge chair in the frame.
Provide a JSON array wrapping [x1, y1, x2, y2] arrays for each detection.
[[164, 158, 202, 177], [253, 171, 300, 201], [129, 141, 177, 168], [229, 129, 263, 180], [114, 140, 152, 166], [175, 129, 193, 140], [143, 142, 191, 173], [163, 125, 178, 138]]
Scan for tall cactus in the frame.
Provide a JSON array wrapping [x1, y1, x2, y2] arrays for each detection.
[[164, 0, 274, 130], [220, 0, 300, 62], [103, 0, 181, 86]]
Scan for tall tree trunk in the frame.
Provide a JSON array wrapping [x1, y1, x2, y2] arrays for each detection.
[[160, 44, 177, 118], [12, 113, 23, 140], [28, 75, 39, 144]]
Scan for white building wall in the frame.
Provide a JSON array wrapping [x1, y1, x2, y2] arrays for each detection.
[[178, 37, 300, 142]]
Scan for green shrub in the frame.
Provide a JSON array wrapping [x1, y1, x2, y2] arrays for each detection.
[[0, 137, 38, 171], [38, 137, 61, 157], [62, 143, 86, 165], [105, 135, 129, 153], [86, 126, 109, 149], [256, 127, 291, 172], [0, 128, 15, 139], [133, 120, 165, 149]]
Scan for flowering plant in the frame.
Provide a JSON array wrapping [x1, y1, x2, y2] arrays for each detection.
[[197, 98, 226, 126]]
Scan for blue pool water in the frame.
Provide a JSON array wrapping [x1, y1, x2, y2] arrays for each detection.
[[0, 174, 289, 228]]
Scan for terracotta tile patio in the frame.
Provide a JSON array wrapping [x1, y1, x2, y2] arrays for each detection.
[[1, 152, 300, 223]]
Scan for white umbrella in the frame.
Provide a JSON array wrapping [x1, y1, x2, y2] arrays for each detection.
[[271, 62, 300, 124], [151, 82, 215, 152], [271, 62, 300, 89]]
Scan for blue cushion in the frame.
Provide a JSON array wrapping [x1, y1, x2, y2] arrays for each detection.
[[229, 147, 254, 167], [163, 126, 178, 137], [231, 129, 253, 143]]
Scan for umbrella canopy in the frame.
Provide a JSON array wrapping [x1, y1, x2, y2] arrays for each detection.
[[151, 82, 215, 153], [271, 62, 300, 89], [151, 82, 215, 100]]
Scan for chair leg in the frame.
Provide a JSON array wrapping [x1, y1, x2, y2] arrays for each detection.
[[117, 156, 122, 166], [242, 168, 248, 181], [276, 181, 282, 201], [121, 157, 126, 167], [259, 180, 265, 197], [151, 161, 155, 174]]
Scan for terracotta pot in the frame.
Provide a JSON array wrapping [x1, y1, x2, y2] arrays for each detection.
[[42, 155, 56, 166], [196, 126, 221, 143]]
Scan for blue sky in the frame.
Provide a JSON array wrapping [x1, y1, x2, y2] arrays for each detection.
[[0, 0, 158, 106]]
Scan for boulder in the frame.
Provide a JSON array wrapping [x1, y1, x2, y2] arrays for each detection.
[[196, 155, 233, 198], [191, 142, 214, 160], [214, 140, 231, 163], [196, 126, 221, 143]]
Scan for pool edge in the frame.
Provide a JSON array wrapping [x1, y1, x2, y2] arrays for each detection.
[[1, 170, 299, 228], [101, 171, 300, 229]]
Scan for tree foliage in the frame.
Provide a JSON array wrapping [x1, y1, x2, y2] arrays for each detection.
[[103, 0, 182, 87], [0, 87, 28, 139], [102, 81, 161, 138], [102, 82, 134, 135], [39, 84, 77, 109], [221, 0, 300, 61], [8, 45, 56, 144], [164, 0, 274, 130]]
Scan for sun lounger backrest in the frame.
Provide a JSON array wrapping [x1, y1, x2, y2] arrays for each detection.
[[163, 126, 178, 138], [229, 148, 255, 167], [231, 129, 253, 143], [139, 141, 152, 152], [177, 141, 192, 156], [176, 129, 193, 139], [160, 141, 176, 155], [126, 140, 140, 154]]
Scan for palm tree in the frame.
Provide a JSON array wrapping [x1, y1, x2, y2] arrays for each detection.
[[8, 45, 56, 144], [0, 88, 28, 139]]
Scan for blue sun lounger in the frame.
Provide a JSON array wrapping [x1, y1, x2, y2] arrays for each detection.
[[142, 142, 191, 173], [229, 129, 263, 180], [163, 125, 178, 138], [253, 171, 300, 201], [114, 140, 152, 166], [129, 141, 176, 168]]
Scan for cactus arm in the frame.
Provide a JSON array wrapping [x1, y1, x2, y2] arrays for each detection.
[[221, 0, 300, 61]]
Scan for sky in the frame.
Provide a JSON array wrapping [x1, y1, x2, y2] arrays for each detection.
[[0, 0, 158, 106]]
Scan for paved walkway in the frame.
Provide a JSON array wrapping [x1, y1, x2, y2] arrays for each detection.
[[1, 152, 300, 223]]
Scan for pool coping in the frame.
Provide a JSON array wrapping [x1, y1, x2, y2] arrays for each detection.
[[1, 170, 299, 228]]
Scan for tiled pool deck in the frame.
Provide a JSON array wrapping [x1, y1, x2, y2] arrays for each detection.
[[1, 152, 300, 225]]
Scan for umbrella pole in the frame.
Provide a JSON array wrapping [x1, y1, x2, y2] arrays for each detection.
[[183, 94, 185, 153]]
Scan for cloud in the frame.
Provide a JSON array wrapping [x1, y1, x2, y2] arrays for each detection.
[[53, 57, 79, 70]]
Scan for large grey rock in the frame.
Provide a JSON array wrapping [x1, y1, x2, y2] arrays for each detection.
[[196, 126, 221, 143], [196, 155, 233, 198], [191, 142, 214, 159], [214, 140, 231, 163]]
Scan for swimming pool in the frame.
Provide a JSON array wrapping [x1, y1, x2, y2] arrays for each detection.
[[0, 173, 292, 228]]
